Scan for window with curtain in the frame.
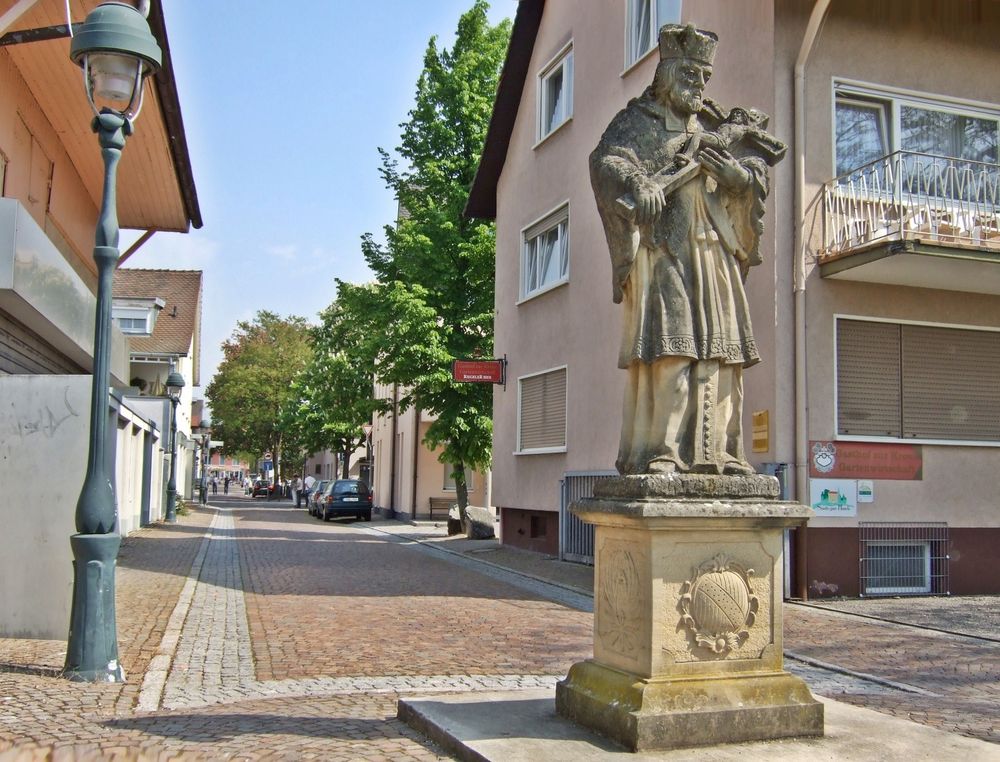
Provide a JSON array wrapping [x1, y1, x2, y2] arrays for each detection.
[[518, 367, 567, 452], [538, 45, 573, 140], [835, 97, 889, 178], [834, 88, 1000, 196], [626, 0, 682, 69], [521, 204, 569, 299], [837, 318, 1000, 441]]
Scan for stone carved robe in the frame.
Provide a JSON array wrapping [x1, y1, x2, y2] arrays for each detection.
[[591, 92, 770, 371], [591, 91, 780, 474]]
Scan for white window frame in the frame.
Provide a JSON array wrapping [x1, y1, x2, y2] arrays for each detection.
[[443, 464, 474, 492], [536, 41, 573, 144], [112, 306, 153, 335], [516, 365, 568, 455], [833, 313, 1000, 447], [863, 541, 932, 595], [833, 79, 1000, 177], [519, 202, 570, 302], [624, 0, 683, 73]]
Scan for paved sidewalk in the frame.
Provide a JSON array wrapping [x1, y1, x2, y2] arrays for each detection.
[[0, 497, 997, 759]]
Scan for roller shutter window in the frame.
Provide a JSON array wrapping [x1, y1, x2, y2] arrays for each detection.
[[518, 368, 567, 451], [901, 325, 1000, 440], [837, 318, 1000, 442], [837, 319, 901, 437]]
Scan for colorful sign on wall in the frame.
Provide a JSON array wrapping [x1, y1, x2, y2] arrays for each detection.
[[809, 478, 858, 517], [809, 441, 922, 480]]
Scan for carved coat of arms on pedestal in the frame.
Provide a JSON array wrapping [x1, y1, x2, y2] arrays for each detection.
[[679, 553, 758, 655]]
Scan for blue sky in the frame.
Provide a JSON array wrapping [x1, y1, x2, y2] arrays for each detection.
[[123, 1, 514, 397]]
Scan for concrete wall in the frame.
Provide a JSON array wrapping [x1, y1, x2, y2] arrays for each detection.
[[0, 376, 164, 638]]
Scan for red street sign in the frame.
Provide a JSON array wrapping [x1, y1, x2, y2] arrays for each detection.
[[452, 359, 505, 384], [809, 441, 922, 480]]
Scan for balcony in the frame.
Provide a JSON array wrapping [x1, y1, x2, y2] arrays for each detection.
[[819, 151, 1000, 295]]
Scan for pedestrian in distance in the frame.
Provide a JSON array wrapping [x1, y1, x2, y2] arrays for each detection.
[[224, 475, 230, 495]]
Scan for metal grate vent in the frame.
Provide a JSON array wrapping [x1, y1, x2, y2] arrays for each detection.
[[558, 471, 616, 564], [859, 522, 949, 596]]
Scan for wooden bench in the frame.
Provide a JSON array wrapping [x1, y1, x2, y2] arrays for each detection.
[[429, 497, 455, 520]]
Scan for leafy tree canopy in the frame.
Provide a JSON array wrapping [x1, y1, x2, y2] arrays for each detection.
[[357, 0, 511, 509], [206, 310, 312, 477], [282, 287, 388, 478]]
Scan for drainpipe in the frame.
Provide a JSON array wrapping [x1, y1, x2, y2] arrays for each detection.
[[794, 0, 832, 600], [411, 404, 420, 518], [388, 383, 399, 515]]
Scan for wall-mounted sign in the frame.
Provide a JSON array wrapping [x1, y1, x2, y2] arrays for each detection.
[[752, 410, 769, 453], [858, 479, 874, 503], [452, 359, 506, 384], [809, 478, 858, 517], [809, 441, 922, 480]]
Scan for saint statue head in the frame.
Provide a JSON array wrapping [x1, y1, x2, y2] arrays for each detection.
[[652, 24, 718, 117]]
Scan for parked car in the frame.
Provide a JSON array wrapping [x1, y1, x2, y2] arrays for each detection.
[[319, 479, 373, 522], [252, 479, 274, 498], [307, 480, 329, 516]]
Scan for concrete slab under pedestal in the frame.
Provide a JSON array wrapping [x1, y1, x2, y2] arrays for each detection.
[[397, 688, 1000, 761]]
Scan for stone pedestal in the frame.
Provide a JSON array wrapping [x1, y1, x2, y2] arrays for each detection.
[[555, 473, 823, 751]]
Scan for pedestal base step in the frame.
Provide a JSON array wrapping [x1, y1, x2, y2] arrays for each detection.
[[555, 660, 823, 752]]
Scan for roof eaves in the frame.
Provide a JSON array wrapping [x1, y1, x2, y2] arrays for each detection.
[[464, 0, 545, 220], [147, 4, 202, 230]]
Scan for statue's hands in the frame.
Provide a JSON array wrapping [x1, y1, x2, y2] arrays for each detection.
[[699, 146, 751, 192], [630, 174, 665, 224]]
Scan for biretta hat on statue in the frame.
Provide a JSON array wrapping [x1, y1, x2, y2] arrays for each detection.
[[658, 24, 718, 64]]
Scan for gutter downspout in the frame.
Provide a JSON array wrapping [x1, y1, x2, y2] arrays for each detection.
[[389, 383, 399, 515], [410, 404, 420, 518], [794, 0, 832, 600]]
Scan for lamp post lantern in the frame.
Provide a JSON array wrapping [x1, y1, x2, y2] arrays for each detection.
[[64, 1, 162, 683], [164, 370, 185, 523]]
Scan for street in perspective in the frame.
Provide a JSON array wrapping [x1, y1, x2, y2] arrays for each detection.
[[0, 492, 997, 760], [4, 0, 1000, 759]]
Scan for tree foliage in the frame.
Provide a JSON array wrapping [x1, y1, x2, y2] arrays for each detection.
[[282, 287, 387, 478], [355, 1, 511, 513], [206, 310, 312, 478]]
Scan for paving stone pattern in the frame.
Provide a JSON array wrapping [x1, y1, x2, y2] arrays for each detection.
[[0, 497, 997, 759]]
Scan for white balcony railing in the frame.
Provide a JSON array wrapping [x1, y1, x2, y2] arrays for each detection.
[[821, 150, 1000, 259]]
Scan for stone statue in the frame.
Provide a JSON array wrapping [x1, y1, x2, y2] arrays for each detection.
[[590, 24, 786, 477]]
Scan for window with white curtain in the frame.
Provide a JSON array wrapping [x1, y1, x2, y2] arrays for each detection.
[[834, 86, 1000, 178], [538, 44, 573, 140], [626, 0, 682, 69], [521, 204, 569, 300]]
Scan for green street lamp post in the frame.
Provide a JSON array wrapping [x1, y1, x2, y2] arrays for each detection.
[[164, 370, 185, 523], [64, 1, 162, 683]]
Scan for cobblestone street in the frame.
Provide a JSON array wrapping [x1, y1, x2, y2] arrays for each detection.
[[0, 496, 997, 759]]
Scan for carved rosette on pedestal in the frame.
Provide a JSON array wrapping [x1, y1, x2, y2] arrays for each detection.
[[555, 474, 824, 752]]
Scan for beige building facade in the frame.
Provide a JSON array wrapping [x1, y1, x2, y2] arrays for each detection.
[[470, 0, 1000, 595], [370, 381, 487, 520]]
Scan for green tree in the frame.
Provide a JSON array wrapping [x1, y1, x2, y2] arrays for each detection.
[[282, 288, 386, 479], [358, 1, 510, 520], [206, 310, 312, 481]]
